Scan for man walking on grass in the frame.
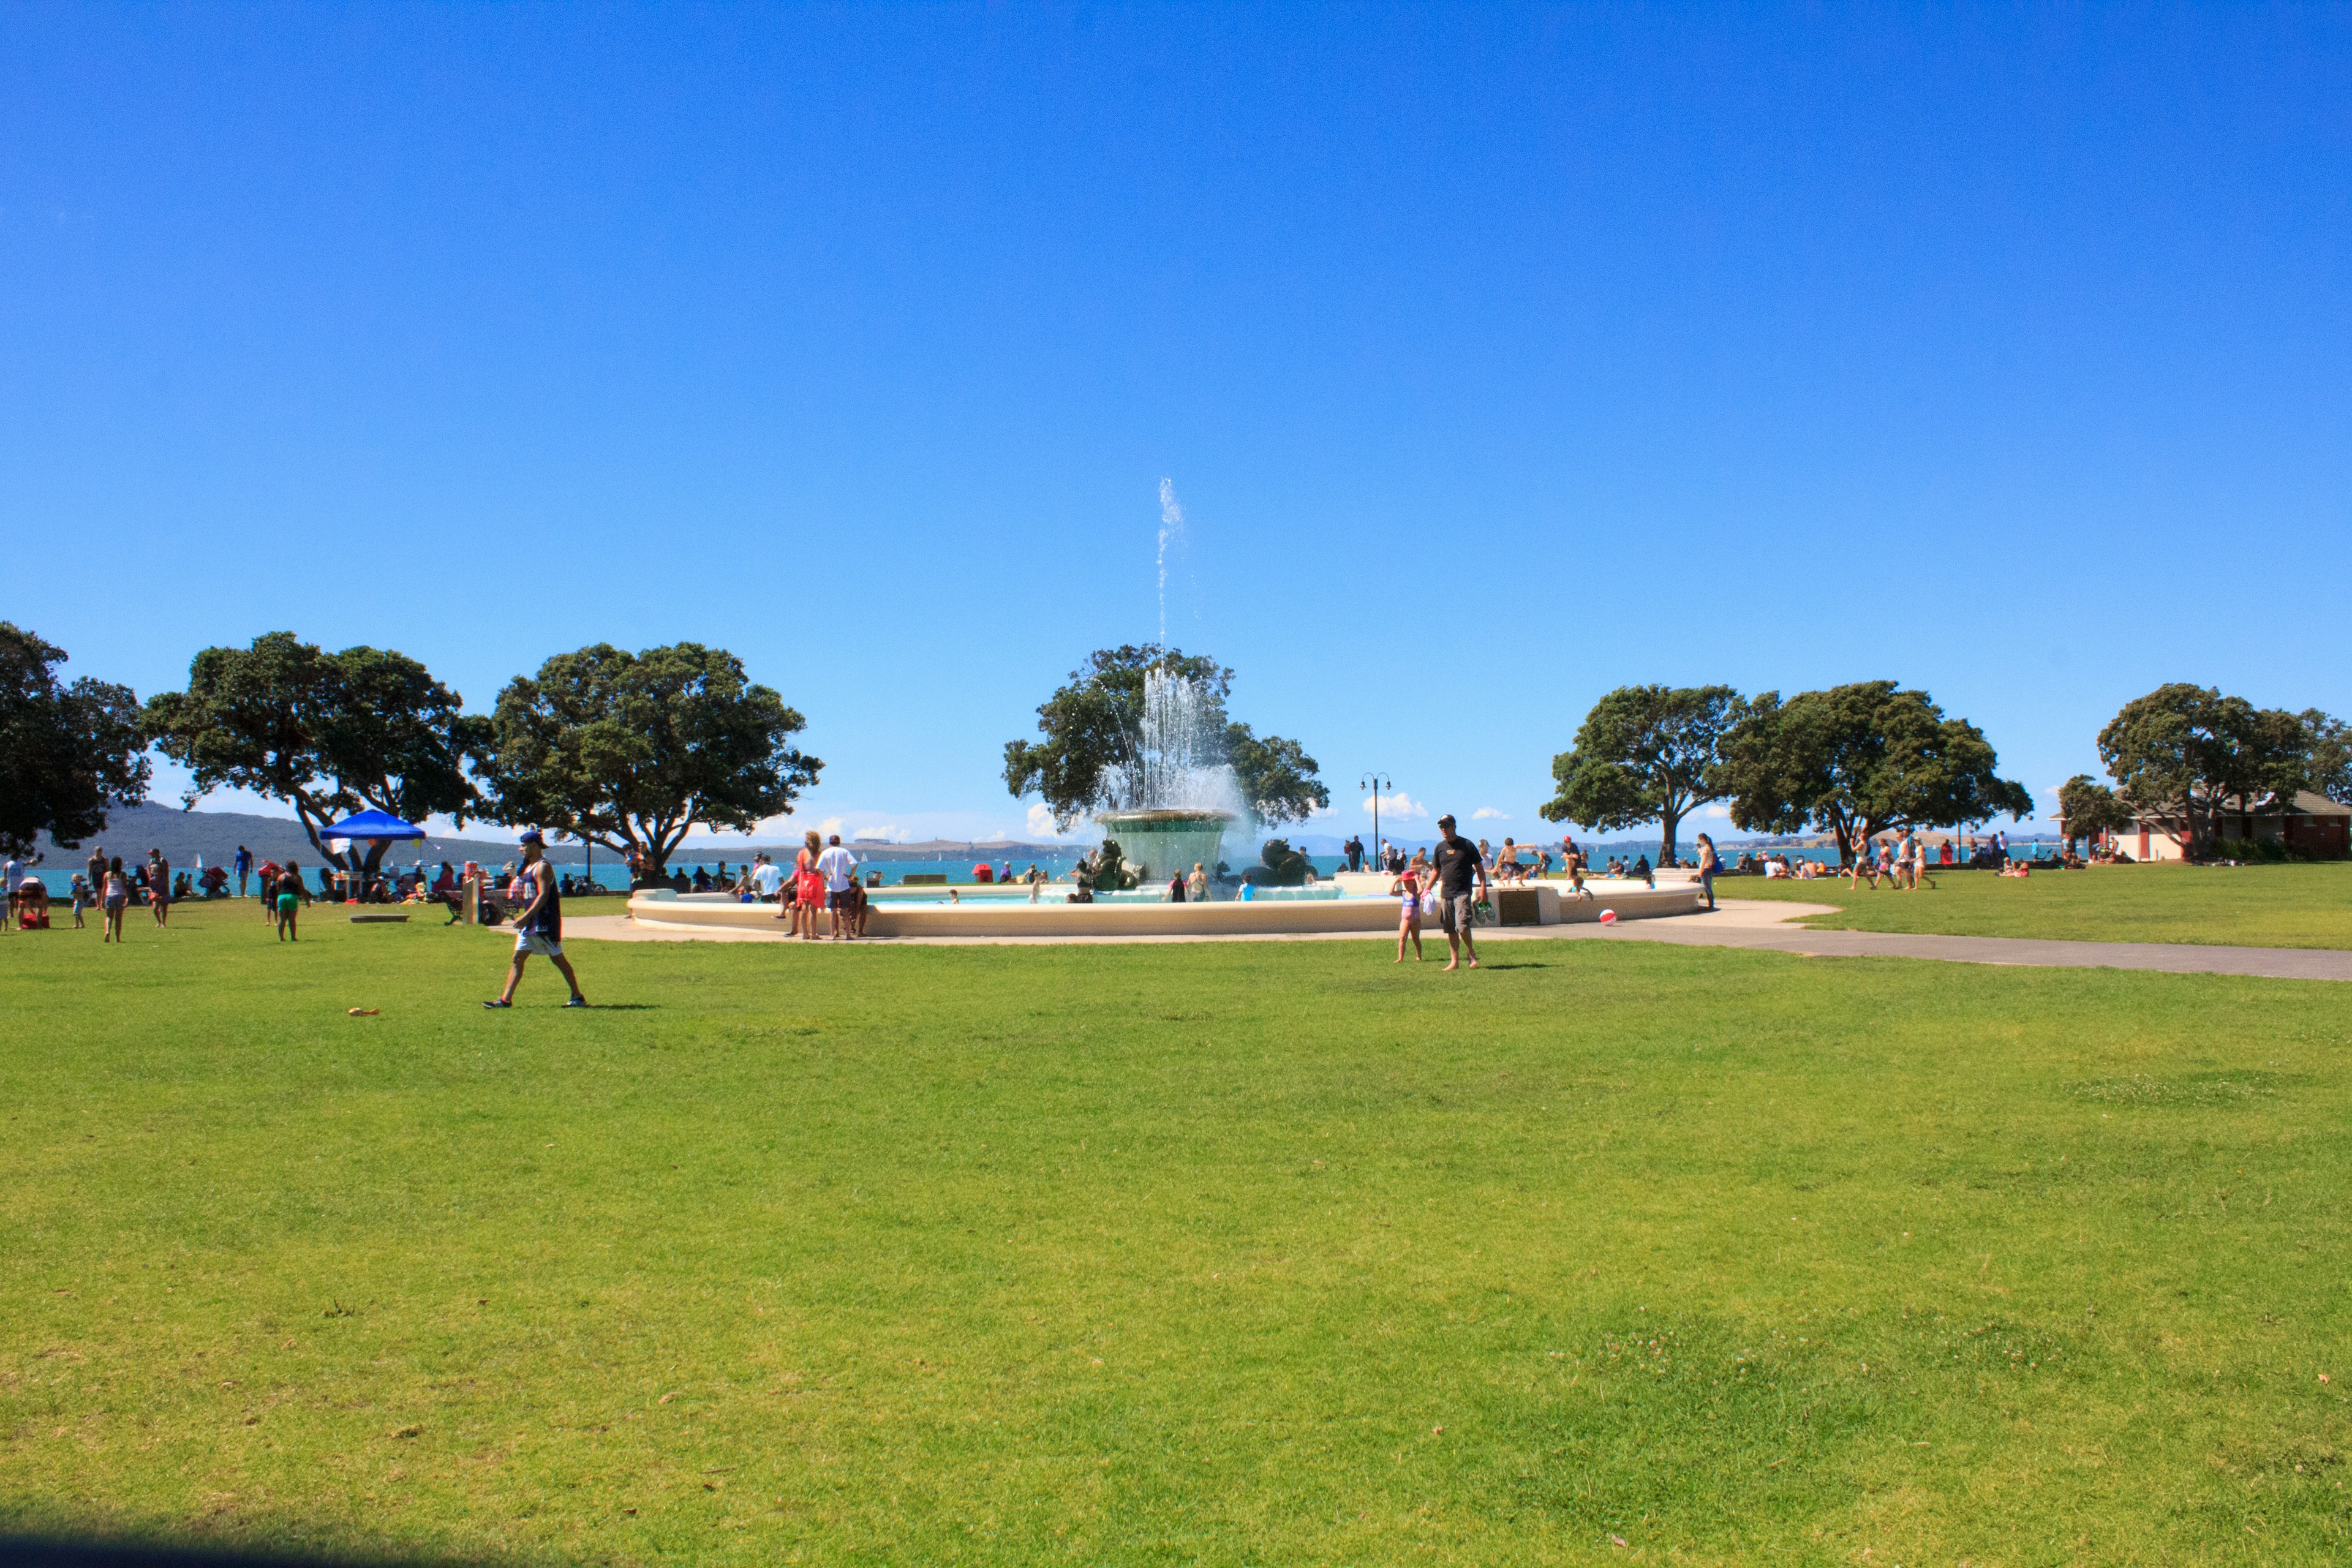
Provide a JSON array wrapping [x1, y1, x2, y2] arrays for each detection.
[[1430, 813, 1488, 972], [485, 830, 587, 1009]]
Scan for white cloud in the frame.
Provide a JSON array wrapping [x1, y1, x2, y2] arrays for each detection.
[[1472, 807, 1510, 821], [850, 824, 899, 843], [1362, 791, 1429, 820], [1307, 801, 1338, 820], [816, 816, 845, 837], [1025, 803, 1068, 839]]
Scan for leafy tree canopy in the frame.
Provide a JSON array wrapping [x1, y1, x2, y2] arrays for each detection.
[[1223, 723, 1331, 827], [1723, 680, 2032, 863], [483, 642, 819, 873], [2054, 774, 2132, 849], [145, 631, 487, 873], [1539, 684, 1745, 863], [0, 622, 150, 859], [2096, 684, 2311, 858], [1004, 644, 1327, 829], [2304, 710, 2352, 806]]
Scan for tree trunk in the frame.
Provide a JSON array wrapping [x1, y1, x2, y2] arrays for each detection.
[[292, 797, 354, 876], [1657, 803, 1681, 867]]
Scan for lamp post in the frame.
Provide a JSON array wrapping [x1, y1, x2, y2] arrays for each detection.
[[1360, 771, 1391, 872]]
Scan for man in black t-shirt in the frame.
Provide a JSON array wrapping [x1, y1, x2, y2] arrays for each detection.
[[1428, 814, 1488, 971]]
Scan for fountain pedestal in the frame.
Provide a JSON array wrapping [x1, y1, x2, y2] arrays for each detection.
[[1095, 809, 1238, 892]]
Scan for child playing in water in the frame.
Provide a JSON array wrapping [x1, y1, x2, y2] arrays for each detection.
[[1392, 864, 1426, 962]]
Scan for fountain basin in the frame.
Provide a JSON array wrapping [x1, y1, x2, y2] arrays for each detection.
[[1093, 807, 1238, 890], [627, 879, 1702, 938]]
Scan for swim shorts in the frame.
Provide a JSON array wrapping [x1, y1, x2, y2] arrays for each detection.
[[1437, 892, 1474, 933], [513, 932, 563, 957]]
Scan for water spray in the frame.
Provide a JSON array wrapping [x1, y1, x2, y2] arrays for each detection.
[[1156, 477, 1185, 647]]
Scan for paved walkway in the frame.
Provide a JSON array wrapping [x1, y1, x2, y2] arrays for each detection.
[[564, 905, 2352, 980], [1624, 902, 2352, 982]]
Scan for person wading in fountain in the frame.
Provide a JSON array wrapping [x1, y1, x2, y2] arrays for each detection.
[[485, 831, 587, 1008], [1429, 814, 1488, 972]]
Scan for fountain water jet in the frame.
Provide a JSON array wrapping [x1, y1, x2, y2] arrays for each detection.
[[1095, 666, 1242, 889]]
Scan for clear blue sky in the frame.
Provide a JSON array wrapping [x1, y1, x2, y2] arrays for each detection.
[[6, 4, 2347, 845]]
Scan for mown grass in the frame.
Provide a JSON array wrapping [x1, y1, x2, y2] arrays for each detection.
[[1719, 861, 2352, 949], [6, 901, 2352, 1565]]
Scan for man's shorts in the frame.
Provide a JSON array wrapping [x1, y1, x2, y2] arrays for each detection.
[[514, 931, 564, 958], [829, 888, 853, 910], [1437, 892, 1474, 933]]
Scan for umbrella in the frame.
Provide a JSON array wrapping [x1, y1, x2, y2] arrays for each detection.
[[319, 810, 427, 903], [318, 809, 426, 842]]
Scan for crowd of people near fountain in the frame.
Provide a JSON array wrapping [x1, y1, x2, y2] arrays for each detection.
[[645, 832, 876, 938]]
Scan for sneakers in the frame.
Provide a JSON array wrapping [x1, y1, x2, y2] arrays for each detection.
[[564, 996, 589, 1008], [482, 998, 511, 1009]]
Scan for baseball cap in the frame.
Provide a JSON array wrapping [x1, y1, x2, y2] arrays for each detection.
[[518, 829, 545, 846]]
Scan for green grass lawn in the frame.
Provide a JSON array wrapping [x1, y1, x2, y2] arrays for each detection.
[[1719, 861, 2352, 949], [6, 902, 2352, 1566]]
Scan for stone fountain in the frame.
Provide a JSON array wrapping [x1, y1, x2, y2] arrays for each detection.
[[1093, 668, 1242, 889]]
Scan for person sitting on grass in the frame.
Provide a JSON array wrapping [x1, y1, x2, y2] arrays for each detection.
[[1630, 854, 1654, 889]]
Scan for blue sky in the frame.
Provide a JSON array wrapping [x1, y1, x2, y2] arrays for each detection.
[[5, 4, 2347, 846]]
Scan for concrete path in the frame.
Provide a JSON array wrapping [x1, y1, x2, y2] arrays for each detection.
[[564, 906, 2352, 980], [1624, 902, 2352, 982]]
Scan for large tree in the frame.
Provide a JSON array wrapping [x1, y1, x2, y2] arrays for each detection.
[[2304, 710, 2352, 805], [145, 632, 492, 876], [0, 623, 151, 859], [1538, 684, 1745, 865], [1223, 723, 1330, 827], [2054, 774, 2132, 854], [2096, 684, 2310, 859], [1003, 644, 1327, 828], [1723, 681, 2034, 862], [482, 642, 820, 876]]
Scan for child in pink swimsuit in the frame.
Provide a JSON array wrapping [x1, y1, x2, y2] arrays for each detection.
[[1392, 867, 1425, 963]]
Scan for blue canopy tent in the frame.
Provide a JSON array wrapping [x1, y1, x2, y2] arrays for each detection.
[[318, 809, 426, 903]]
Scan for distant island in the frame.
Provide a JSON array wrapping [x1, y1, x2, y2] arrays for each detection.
[[10, 803, 1088, 870]]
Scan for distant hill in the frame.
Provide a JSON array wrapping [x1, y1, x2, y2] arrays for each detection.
[[10, 804, 1083, 871], [18, 802, 548, 870]]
